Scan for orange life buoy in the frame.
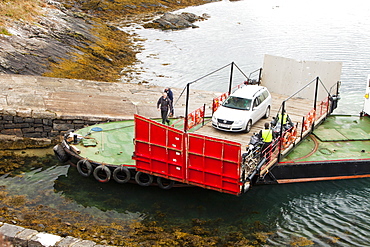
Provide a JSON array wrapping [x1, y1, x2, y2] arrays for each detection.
[[303, 109, 316, 132], [308, 110, 315, 122], [195, 109, 202, 124], [288, 126, 297, 144], [187, 113, 195, 130], [282, 132, 292, 149]]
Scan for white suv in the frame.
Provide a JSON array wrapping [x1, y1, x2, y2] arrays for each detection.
[[212, 85, 271, 132]]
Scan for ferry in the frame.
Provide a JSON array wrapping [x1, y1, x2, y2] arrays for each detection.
[[53, 55, 370, 196]]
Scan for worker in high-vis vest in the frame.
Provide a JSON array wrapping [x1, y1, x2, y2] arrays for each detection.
[[277, 110, 293, 131], [278, 112, 288, 125], [259, 122, 274, 159], [261, 122, 273, 143]]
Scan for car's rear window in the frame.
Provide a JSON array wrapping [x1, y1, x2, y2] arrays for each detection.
[[222, 96, 251, 110]]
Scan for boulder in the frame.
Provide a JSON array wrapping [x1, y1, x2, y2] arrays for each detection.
[[144, 12, 209, 30]]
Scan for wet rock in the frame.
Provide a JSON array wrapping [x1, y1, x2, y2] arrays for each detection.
[[144, 12, 208, 30], [0, 4, 95, 76]]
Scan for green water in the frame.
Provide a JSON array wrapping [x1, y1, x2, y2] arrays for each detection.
[[1, 154, 369, 246]]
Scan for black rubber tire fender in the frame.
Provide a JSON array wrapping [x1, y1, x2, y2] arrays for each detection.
[[135, 171, 153, 186], [93, 165, 111, 183], [53, 144, 69, 163], [77, 159, 93, 177], [112, 166, 131, 184], [156, 177, 175, 190]]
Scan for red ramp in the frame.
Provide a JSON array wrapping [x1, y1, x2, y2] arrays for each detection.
[[134, 115, 242, 195]]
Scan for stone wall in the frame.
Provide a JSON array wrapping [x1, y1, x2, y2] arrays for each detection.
[[0, 111, 124, 148], [0, 114, 103, 139], [0, 222, 109, 247]]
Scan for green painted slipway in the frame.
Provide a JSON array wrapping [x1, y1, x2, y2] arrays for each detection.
[[281, 115, 370, 163]]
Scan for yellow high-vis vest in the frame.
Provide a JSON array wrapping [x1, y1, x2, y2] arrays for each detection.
[[261, 129, 273, 143]]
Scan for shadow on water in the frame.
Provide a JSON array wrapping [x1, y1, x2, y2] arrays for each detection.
[[54, 164, 270, 228], [54, 162, 370, 238], [1, 152, 370, 245]]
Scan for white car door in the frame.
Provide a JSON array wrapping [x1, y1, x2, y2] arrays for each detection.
[[250, 97, 262, 123]]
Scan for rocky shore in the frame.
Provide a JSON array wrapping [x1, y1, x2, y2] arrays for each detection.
[[0, 0, 219, 150], [0, 0, 213, 82], [0, 1, 227, 246], [0, 1, 96, 76]]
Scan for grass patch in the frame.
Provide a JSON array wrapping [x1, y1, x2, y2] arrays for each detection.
[[0, 0, 46, 25], [0, 27, 11, 35], [0, 0, 47, 36]]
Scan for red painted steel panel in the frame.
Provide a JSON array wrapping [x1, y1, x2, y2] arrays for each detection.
[[204, 139, 223, 159], [134, 115, 186, 180], [134, 115, 242, 195], [167, 164, 184, 180], [187, 133, 242, 195], [223, 161, 239, 178], [204, 173, 221, 186], [135, 115, 150, 142], [204, 157, 222, 174], [150, 123, 167, 146], [135, 142, 150, 157]]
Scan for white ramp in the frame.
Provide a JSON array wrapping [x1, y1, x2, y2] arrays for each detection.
[[261, 54, 342, 101]]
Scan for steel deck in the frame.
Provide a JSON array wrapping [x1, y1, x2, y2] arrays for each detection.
[[73, 121, 135, 166], [281, 115, 370, 163], [194, 92, 315, 149]]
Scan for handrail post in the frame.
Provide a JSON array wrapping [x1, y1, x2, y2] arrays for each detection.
[[312, 77, 319, 131], [326, 94, 330, 116], [228, 62, 234, 95], [258, 68, 262, 85], [184, 83, 190, 132], [277, 101, 286, 163], [202, 104, 206, 126], [314, 77, 319, 111], [301, 116, 305, 139], [336, 81, 340, 95]]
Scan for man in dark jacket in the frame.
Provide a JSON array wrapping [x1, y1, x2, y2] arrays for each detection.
[[157, 92, 173, 125], [164, 87, 174, 117]]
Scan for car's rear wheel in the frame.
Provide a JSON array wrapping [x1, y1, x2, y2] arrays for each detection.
[[244, 120, 252, 133], [264, 106, 270, 119]]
